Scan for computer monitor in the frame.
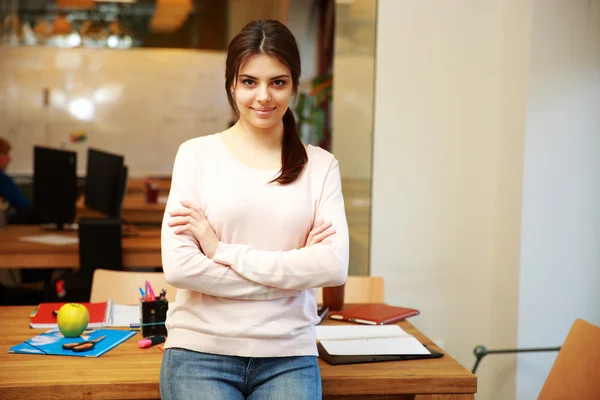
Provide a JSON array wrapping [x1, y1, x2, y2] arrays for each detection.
[[33, 146, 78, 230], [84, 148, 127, 219]]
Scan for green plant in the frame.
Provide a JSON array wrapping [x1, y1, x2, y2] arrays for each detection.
[[295, 73, 332, 146]]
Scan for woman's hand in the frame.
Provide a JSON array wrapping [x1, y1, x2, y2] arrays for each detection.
[[168, 200, 219, 259], [305, 220, 336, 247]]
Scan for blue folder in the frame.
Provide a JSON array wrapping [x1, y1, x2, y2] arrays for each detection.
[[8, 328, 136, 358]]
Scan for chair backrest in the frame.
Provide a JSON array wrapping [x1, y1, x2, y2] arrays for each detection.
[[90, 269, 176, 305], [316, 276, 385, 304], [78, 218, 123, 281], [538, 318, 600, 400]]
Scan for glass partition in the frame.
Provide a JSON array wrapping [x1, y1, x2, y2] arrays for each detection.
[[332, 0, 377, 276]]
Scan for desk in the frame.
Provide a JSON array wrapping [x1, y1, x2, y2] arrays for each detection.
[[0, 306, 476, 399], [0, 226, 162, 269], [126, 177, 171, 195], [77, 194, 166, 225]]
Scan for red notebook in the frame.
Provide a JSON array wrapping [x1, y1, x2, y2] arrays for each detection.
[[328, 304, 420, 325], [29, 301, 111, 329]]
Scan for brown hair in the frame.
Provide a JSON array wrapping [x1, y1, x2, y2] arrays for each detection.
[[0, 137, 11, 154], [225, 20, 307, 185]]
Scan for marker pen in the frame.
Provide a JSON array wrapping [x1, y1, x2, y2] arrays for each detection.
[[137, 336, 166, 349]]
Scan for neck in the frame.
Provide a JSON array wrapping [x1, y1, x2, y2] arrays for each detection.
[[234, 118, 284, 150]]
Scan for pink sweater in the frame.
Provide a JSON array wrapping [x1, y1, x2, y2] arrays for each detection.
[[161, 133, 349, 357]]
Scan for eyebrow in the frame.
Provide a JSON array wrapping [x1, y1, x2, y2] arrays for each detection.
[[239, 74, 290, 80]]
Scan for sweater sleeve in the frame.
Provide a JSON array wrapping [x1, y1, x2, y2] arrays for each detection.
[[161, 141, 299, 300], [213, 157, 349, 290], [0, 173, 31, 209]]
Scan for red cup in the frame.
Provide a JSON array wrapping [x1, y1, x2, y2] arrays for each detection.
[[146, 184, 159, 204]]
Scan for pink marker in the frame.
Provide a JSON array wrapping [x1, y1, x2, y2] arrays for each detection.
[[137, 336, 166, 349]]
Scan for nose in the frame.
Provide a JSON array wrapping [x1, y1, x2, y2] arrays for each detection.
[[256, 84, 271, 103]]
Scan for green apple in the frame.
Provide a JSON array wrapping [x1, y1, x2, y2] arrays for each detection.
[[57, 303, 89, 337]]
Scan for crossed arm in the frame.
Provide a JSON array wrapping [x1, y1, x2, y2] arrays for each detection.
[[161, 143, 342, 300], [168, 150, 349, 292]]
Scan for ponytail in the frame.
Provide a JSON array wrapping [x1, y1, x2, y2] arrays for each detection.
[[270, 108, 307, 185]]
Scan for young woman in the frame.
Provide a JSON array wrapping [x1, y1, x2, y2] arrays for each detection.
[[160, 20, 349, 400]]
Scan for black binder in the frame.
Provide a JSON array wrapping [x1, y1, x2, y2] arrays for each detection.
[[317, 343, 445, 365]]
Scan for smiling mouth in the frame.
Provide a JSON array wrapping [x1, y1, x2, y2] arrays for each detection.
[[251, 107, 276, 117]]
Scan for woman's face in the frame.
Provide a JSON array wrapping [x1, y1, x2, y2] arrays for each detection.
[[233, 54, 293, 131]]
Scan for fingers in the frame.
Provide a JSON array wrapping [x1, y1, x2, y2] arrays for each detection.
[[312, 227, 336, 244], [174, 223, 194, 235], [180, 200, 203, 214], [169, 202, 206, 228], [168, 216, 199, 228], [310, 221, 332, 236], [169, 208, 191, 217], [170, 208, 205, 220], [171, 201, 205, 216]]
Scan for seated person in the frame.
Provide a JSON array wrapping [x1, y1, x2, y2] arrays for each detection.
[[0, 138, 47, 287], [0, 137, 41, 224]]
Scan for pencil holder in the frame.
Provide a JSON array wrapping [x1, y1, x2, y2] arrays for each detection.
[[140, 299, 168, 338]]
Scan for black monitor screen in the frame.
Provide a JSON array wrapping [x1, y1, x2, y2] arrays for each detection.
[[33, 146, 77, 228], [84, 148, 126, 218]]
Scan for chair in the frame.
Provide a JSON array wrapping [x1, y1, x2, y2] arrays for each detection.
[[90, 269, 176, 305], [52, 219, 123, 302], [317, 276, 385, 304], [471, 319, 600, 399], [537, 318, 600, 400]]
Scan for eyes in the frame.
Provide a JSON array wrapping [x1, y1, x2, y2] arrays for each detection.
[[241, 79, 287, 88]]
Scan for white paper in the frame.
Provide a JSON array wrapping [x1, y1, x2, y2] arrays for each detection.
[[110, 304, 141, 327], [316, 325, 430, 356], [320, 336, 430, 356], [19, 234, 79, 246], [316, 325, 407, 341]]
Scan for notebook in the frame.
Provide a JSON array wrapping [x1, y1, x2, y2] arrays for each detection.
[[8, 329, 136, 358], [328, 303, 420, 325], [30, 300, 112, 329], [29, 300, 141, 329], [315, 325, 442, 365]]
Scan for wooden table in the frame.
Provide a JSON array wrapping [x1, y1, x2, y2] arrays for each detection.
[[126, 178, 171, 195], [0, 225, 162, 269], [77, 194, 166, 225], [0, 306, 476, 399]]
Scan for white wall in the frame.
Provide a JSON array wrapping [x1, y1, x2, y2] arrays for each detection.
[[0, 47, 229, 176], [371, 1, 531, 399], [331, 0, 376, 181], [373, 0, 600, 399], [516, 0, 600, 398]]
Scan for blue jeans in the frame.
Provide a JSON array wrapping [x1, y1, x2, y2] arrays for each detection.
[[160, 348, 322, 400]]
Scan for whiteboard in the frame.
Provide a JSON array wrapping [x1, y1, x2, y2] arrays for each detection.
[[0, 46, 231, 176]]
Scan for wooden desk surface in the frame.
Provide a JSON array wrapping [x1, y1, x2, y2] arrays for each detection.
[[0, 225, 162, 269], [126, 178, 171, 195], [76, 194, 166, 224], [0, 306, 476, 400]]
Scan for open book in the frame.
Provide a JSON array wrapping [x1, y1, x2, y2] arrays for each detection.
[[315, 325, 443, 365]]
